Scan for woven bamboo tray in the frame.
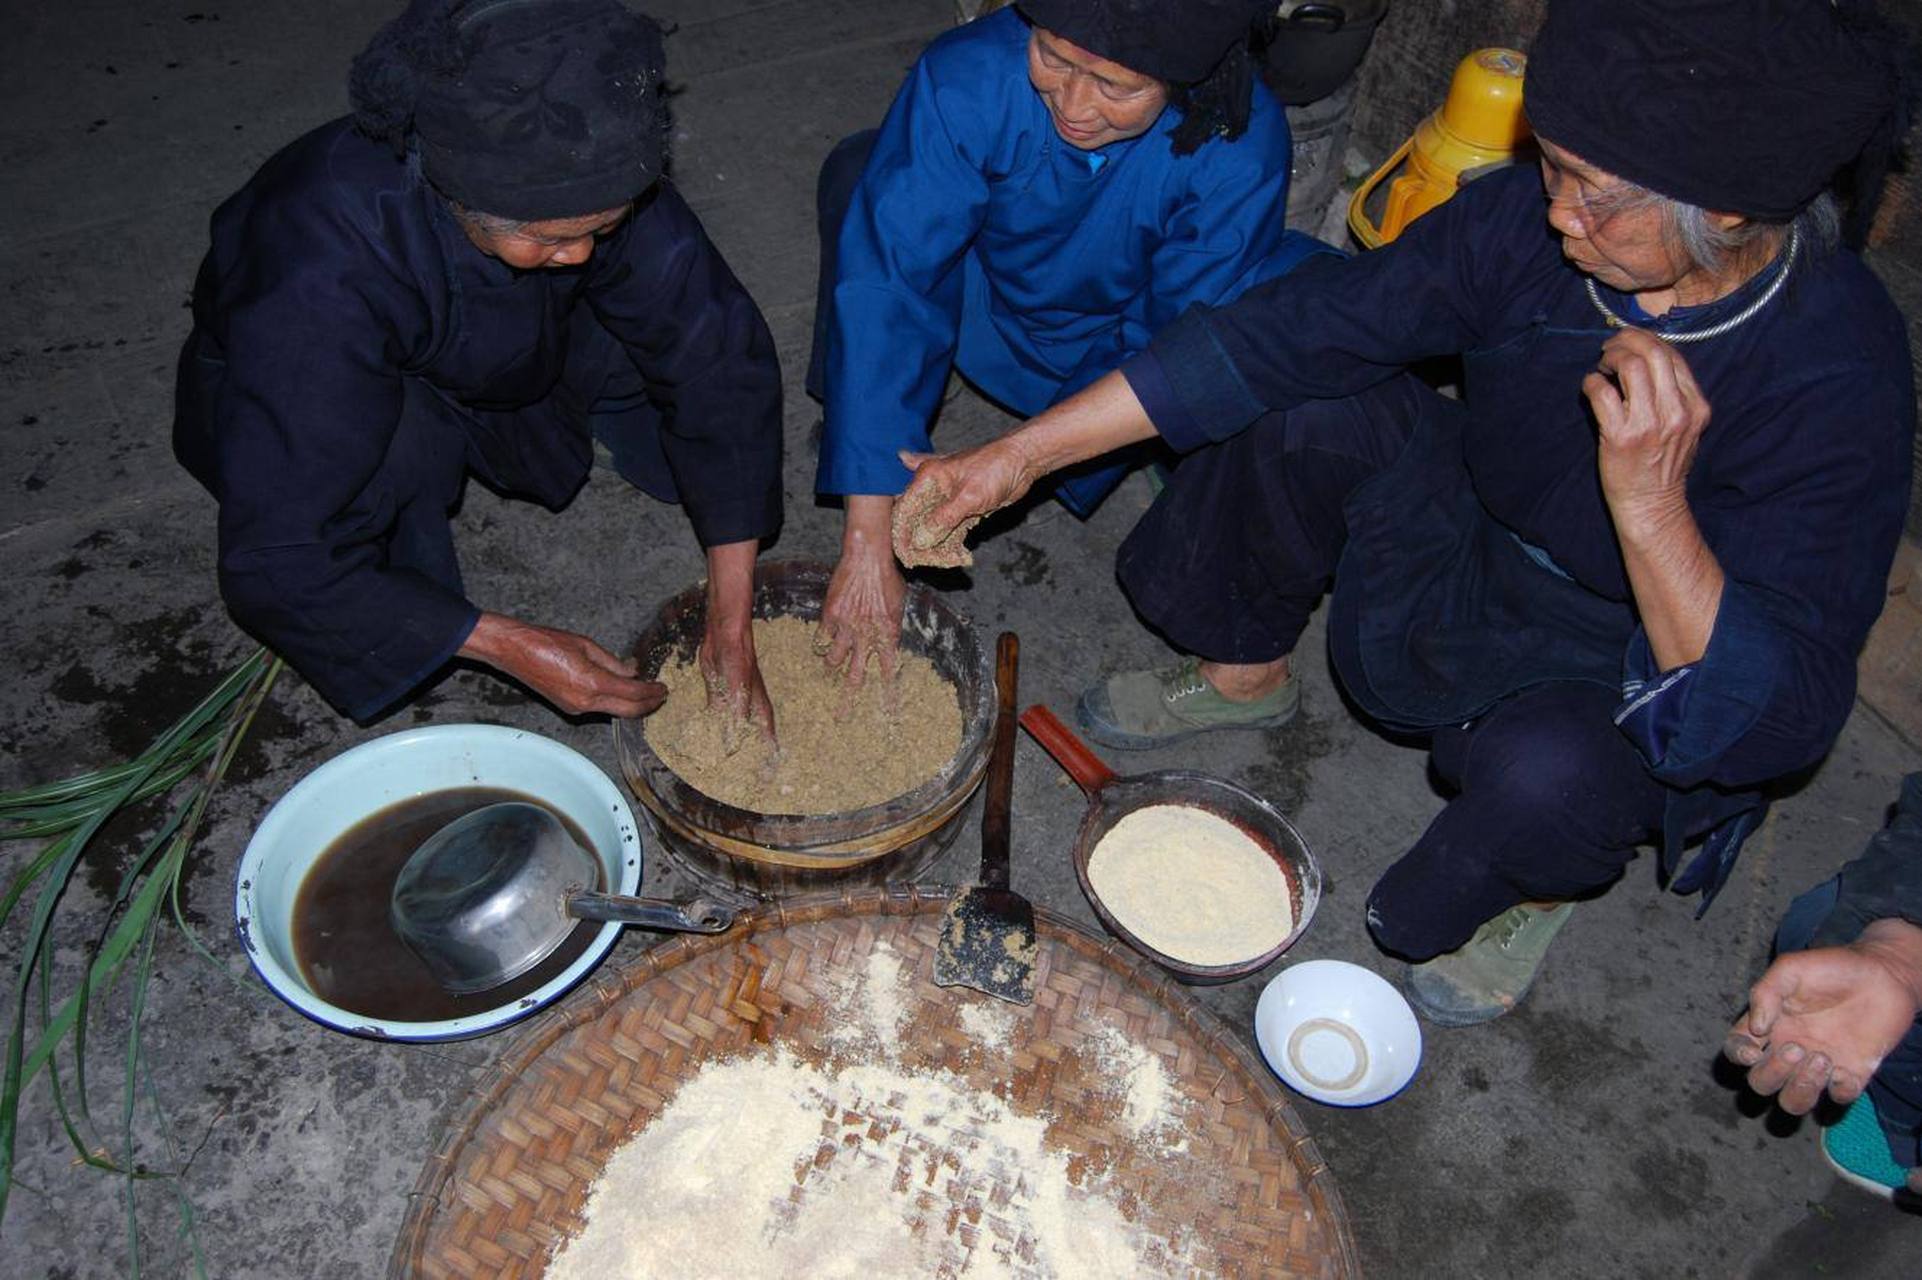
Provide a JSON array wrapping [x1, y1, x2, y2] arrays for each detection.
[[390, 886, 1361, 1279]]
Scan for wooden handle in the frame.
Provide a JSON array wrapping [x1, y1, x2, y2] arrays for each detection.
[[981, 633, 1019, 890], [1018, 703, 1116, 795]]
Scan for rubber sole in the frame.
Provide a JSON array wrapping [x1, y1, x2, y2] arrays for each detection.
[[1072, 686, 1300, 753], [1398, 968, 1524, 1028]]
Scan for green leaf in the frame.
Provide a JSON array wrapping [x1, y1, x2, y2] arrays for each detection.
[[0, 647, 276, 1230]]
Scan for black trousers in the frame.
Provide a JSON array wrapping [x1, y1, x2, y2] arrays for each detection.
[[1119, 380, 1697, 959]]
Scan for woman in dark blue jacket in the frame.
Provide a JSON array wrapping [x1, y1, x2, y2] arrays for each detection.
[[174, 0, 781, 730], [894, 0, 1915, 1026]]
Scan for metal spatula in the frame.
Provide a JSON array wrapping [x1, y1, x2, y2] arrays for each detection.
[[933, 631, 1035, 1005]]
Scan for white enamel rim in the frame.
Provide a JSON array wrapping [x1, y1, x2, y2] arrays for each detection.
[[233, 724, 642, 1042], [1253, 958, 1423, 1107]]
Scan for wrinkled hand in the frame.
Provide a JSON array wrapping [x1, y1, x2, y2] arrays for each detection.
[[698, 619, 776, 750], [1584, 328, 1712, 530], [891, 435, 1037, 569], [1724, 921, 1922, 1120], [460, 613, 665, 718], [819, 543, 907, 690]]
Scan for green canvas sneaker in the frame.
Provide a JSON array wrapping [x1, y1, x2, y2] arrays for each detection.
[[1403, 901, 1576, 1027], [1822, 1094, 1916, 1199], [1075, 657, 1300, 750]]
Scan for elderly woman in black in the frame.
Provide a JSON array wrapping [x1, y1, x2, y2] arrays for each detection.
[[894, 0, 1916, 1026], [174, 0, 782, 731]]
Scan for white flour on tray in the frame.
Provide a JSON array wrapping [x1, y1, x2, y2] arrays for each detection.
[[547, 940, 1210, 1278]]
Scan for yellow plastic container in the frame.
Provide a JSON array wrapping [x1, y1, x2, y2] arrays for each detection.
[[1348, 48, 1531, 248]]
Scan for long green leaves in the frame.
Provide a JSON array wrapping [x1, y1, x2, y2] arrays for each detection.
[[0, 646, 282, 1258]]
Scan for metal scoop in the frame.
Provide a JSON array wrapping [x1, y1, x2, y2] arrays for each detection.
[[389, 802, 734, 995]]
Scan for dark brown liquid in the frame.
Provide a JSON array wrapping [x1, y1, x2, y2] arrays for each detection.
[[293, 787, 602, 1023]]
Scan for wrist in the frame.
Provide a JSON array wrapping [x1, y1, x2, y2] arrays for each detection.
[[704, 541, 758, 633], [457, 611, 512, 663], [1608, 489, 1693, 545], [1854, 919, 1922, 1015], [842, 495, 895, 555], [999, 430, 1048, 490]]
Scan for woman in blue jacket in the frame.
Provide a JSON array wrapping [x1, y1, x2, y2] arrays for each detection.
[[174, 0, 781, 731], [809, 0, 1328, 682]]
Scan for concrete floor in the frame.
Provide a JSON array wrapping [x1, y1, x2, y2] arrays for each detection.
[[5, 1, 1922, 1275]]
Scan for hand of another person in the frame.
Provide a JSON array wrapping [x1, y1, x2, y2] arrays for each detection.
[[699, 618, 776, 749], [891, 435, 1039, 568], [1584, 328, 1712, 532], [1724, 919, 1922, 1116], [820, 521, 908, 690], [459, 612, 667, 718]]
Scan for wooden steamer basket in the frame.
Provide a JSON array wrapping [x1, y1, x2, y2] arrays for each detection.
[[614, 560, 996, 900], [390, 886, 1363, 1278]]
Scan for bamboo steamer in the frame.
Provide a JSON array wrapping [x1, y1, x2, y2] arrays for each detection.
[[613, 561, 995, 901], [389, 887, 1362, 1278]]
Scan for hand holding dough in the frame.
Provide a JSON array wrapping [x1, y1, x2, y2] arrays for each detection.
[[891, 478, 979, 569]]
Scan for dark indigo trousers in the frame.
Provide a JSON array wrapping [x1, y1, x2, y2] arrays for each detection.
[[1119, 379, 1694, 959], [1776, 879, 1922, 1167], [1365, 681, 1673, 960], [1117, 375, 1428, 663]]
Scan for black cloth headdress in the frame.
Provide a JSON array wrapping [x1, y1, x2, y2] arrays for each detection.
[[1016, 0, 1269, 153], [1526, 0, 1911, 244], [350, 0, 667, 220]]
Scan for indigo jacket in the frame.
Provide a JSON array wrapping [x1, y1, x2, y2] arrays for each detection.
[[1124, 164, 1915, 901], [175, 119, 781, 720]]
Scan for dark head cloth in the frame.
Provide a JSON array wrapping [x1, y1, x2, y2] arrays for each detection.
[[350, 0, 666, 221], [1016, 0, 1265, 84], [1526, 0, 1904, 223], [1015, 0, 1269, 153]]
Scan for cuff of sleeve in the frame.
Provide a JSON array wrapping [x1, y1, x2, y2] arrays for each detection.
[[1135, 305, 1269, 451], [815, 420, 924, 496], [341, 596, 480, 723], [685, 488, 783, 548], [1120, 351, 1203, 452], [1613, 662, 1696, 765], [1618, 585, 1782, 788]]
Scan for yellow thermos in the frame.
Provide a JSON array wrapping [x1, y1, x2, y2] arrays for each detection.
[[1347, 48, 1531, 248]]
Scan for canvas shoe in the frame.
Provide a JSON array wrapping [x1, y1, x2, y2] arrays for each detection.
[[1075, 657, 1300, 750], [1403, 902, 1577, 1027], [1822, 1093, 1916, 1199]]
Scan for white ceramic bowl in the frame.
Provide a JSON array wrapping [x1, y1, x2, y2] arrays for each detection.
[[1253, 959, 1422, 1106], [234, 723, 642, 1042]]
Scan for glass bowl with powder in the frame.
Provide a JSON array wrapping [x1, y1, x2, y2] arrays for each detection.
[[614, 561, 997, 901]]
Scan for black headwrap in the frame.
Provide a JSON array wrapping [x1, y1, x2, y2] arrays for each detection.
[[1526, 0, 1912, 244], [350, 0, 667, 221], [1016, 0, 1269, 154]]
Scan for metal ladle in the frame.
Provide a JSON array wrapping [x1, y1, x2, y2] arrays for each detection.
[[389, 801, 734, 995]]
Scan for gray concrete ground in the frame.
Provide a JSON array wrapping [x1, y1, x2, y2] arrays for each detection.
[[5, 1, 1922, 1276]]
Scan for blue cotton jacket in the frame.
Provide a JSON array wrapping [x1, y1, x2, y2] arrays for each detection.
[[1811, 774, 1922, 947], [817, 7, 1318, 500], [1125, 164, 1914, 900], [174, 119, 781, 720]]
